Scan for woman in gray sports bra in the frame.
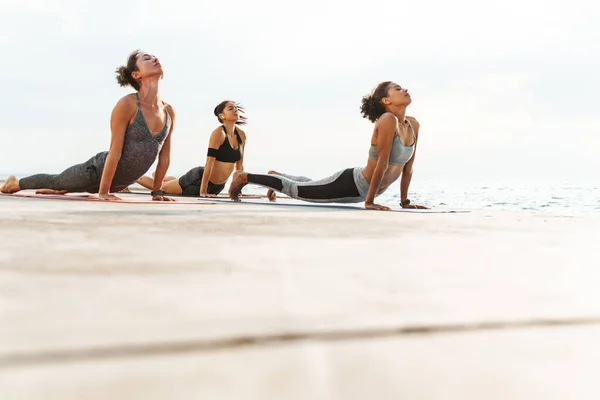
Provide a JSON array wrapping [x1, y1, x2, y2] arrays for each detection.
[[228, 81, 428, 210], [0, 50, 176, 202]]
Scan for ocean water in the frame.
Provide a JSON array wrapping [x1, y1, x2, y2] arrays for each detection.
[[2, 174, 597, 217], [380, 181, 599, 217]]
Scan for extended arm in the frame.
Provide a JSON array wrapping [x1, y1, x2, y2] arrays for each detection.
[[200, 128, 224, 197], [400, 117, 428, 209], [97, 96, 136, 200], [235, 128, 246, 172], [151, 104, 176, 201], [365, 113, 396, 211]]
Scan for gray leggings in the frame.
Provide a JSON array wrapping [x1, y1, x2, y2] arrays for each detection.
[[19, 153, 115, 193], [247, 167, 371, 203], [275, 172, 313, 183]]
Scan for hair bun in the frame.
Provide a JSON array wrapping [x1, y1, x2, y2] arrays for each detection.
[[360, 94, 378, 122], [115, 66, 129, 87], [360, 81, 392, 123]]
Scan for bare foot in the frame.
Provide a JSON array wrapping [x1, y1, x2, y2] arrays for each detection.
[[0, 176, 21, 194], [36, 189, 68, 195], [266, 170, 280, 202], [228, 171, 249, 201], [119, 187, 131, 193]]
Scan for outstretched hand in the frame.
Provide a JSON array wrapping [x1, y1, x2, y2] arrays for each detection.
[[90, 193, 122, 201], [199, 192, 216, 198], [152, 195, 176, 202], [365, 202, 392, 211], [401, 204, 429, 209]]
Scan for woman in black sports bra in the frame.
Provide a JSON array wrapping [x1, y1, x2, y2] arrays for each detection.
[[136, 100, 247, 197]]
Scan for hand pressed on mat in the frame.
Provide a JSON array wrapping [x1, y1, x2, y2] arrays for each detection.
[[89, 193, 121, 201], [152, 195, 176, 201], [402, 204, 429, 209], [365, 202, 392, 211]]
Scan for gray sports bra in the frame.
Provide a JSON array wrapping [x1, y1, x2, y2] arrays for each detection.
[[368, 118, 416, 166]]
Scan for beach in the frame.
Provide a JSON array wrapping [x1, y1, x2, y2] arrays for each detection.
[[1, 190, 599, 399]]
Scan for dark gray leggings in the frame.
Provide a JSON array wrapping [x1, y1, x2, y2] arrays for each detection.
[[247, 168, 365, 203], [19, 155, 104, 193]]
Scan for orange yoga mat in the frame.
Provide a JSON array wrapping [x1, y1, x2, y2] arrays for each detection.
[[0, 192, 217, 205]]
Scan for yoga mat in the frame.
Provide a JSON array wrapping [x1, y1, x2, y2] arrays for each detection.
[[192, 196, 470, 213], [1, 192, 468, 213], [0, 192, 217, 205], [126, 190, 268, 199], [125, 191, 466, 213]]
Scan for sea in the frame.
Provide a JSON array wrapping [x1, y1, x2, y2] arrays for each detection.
[[1, 174, 598, 217], [380, 180, 599, 217]]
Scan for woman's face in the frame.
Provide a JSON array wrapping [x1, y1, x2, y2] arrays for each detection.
[[384, 83, 411, 106], [220, 102, 239, 123], [132, 52, 163, 81]]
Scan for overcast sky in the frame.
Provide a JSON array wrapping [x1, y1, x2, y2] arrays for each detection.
[[1, 0, 598, 185]]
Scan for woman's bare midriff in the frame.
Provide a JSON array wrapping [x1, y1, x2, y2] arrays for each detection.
[[362, 160, 404, 194], [210, 161, 236, 185]]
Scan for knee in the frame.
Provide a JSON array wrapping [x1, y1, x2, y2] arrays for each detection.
[[267, 170, 280, 175]]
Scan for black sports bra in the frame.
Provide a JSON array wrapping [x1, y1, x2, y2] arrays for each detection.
[[207, 126, 243, 163]]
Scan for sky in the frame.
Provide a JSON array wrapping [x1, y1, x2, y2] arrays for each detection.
[[1, 0, 598, 185]]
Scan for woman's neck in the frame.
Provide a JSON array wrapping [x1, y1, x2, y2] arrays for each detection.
[[223, 121, 236, 135], [138, 79, 161, 108], [387, 105, 407, 122]]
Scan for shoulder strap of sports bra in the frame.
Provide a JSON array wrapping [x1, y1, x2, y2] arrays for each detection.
[[219, 125, 228, 147], [234, 128, 243, 145], [222, 125, 243, 146], [163, 101, 171, 125], [406, 119, 416, 140]]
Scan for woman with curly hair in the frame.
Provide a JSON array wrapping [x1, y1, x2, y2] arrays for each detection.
[[228, 81, 427, 210]]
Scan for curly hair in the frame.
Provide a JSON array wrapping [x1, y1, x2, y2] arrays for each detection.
[[115, 50, 141, 91], [214, 100, 247, 125], [360, 81, 392, 123]]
